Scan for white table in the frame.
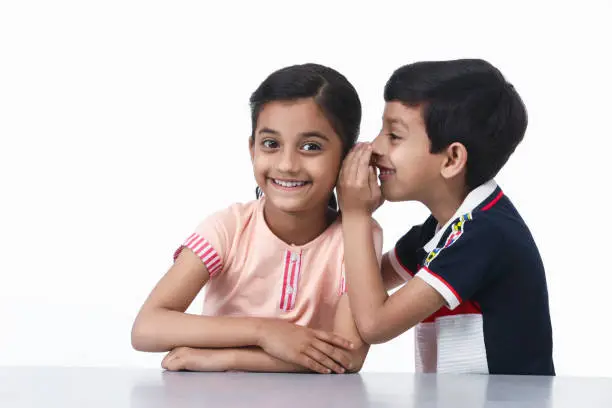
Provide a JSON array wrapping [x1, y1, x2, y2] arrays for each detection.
[[1, 367, 611, 407]]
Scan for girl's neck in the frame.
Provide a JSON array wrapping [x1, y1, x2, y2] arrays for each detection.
[[263, 202, 336, 246]]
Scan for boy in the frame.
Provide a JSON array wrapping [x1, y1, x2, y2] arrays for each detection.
[[337, 59, 554, 375]]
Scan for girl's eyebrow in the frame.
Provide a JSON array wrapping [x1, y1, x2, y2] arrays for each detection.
[[258, 128, 330, 142], [299, 131, 329, 141], [258, 127, 279, 136]]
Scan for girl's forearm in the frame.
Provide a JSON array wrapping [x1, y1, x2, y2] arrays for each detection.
[[163, 347, 310, 373], [131, 308, 267, 352], [230, 347, 309, 372]]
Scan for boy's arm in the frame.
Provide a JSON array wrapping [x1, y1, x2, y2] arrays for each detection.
[[380, 252, 409, 291], [330, 294, 370, 372], [339, 145, 504, 345], [342, 214, 445, 344], [337, 144, 445, 344]]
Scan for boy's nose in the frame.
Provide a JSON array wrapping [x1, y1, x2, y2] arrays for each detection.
[[370, 134, 384, 156]]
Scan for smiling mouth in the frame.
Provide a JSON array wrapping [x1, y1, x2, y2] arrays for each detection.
[[377, 166, 395, 175], [377, 166, 395, 180], [270, 178, 311, 189]]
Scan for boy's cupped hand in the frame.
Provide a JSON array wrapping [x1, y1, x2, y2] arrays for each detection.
[[337, 142, 384, 216]]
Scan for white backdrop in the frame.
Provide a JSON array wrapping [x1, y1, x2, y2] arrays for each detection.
[[1, 0, 611, 377]]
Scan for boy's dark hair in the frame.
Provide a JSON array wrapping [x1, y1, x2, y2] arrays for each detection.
[[384, 59, 527, 189], [250, 63, 362, 210]]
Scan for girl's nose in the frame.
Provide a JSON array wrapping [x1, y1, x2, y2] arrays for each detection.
[[277, 149, 300, 173]]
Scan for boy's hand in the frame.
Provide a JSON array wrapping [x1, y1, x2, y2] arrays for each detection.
[[162, 347, 234, 372], [257, 320, 354, 374], [338, 143, 384, 216]]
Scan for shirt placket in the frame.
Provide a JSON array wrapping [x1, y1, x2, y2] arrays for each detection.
[[279, 249, 302, 312]]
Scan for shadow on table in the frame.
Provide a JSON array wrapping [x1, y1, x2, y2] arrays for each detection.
[[345, 372, 555, 407], [409, 374, 554, 407]]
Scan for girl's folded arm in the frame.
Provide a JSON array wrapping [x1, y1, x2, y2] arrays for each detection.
[[218, 295, 365, 374], [131, 248, 265, 352]]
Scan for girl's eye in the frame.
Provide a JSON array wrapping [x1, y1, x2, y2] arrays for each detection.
[[262, 139, 279, 149], [302, 142, 321, 151]]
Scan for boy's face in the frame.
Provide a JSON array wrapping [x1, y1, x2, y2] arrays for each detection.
[[371, 102, 443, 202]]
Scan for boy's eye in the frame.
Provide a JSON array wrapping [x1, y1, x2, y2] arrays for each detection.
[[388, 133, 401, 141], [262, 139, 279, 149], [302, 142, 321, 151]]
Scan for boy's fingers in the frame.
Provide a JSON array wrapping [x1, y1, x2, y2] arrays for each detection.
[[345, 144, 363, 183], [348, 143, 366, 184], [356, 147, 373, 184], [368, 166, 378, 191], [340, 146, 358, 182]]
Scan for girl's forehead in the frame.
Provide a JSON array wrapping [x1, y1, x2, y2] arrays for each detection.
[[255, 99, 340, 141]]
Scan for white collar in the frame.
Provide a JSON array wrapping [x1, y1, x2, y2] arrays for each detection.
[[424, 180, 499, 252]]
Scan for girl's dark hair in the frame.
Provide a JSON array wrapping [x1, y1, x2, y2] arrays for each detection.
[[250, 63, 362, 210]]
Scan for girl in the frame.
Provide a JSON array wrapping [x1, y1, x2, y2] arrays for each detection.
[[131, 63, 383, 374]]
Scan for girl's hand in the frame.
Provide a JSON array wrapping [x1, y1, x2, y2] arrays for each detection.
[[257, 320, 355, 374], [337, 143, 384, 217], [162, 347, 234, 372]]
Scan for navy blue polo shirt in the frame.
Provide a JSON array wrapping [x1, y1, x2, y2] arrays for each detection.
[[389, 180, 554, 375]]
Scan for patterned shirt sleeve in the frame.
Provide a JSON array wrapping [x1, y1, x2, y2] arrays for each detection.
[[173, 206, 237, 278]]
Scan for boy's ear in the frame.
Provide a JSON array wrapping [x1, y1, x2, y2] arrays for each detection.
[[440, 142, 468, 180], [249, 137, 254, 162]]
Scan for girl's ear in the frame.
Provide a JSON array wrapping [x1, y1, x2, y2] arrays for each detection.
[[440, 142, 468, 180], [249, 137, 255, 162]]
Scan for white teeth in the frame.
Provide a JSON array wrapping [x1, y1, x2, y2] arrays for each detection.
[[273, 179, 307, 187], [380, 169, 395, 175]]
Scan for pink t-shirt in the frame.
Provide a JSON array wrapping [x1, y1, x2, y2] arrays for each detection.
[[174, 197, 383, 331]]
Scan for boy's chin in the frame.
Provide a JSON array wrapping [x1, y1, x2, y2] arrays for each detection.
[[380, 186, 402, 202], [381, 195, 400, 202], [381, 186, 416, 203]]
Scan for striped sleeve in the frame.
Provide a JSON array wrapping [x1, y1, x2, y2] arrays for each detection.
[[173, 206, 237, 278], [178, 233, 223, 276]]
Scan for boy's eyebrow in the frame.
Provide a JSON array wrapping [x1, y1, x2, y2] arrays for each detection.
[[384, 117, 410, 130]]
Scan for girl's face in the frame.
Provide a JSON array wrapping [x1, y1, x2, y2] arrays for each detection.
[[250, 98, 343, 215]]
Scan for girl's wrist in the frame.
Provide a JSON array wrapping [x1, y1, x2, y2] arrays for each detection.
[[224, 349, 240, 371], [253, 318, 270, 348]]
